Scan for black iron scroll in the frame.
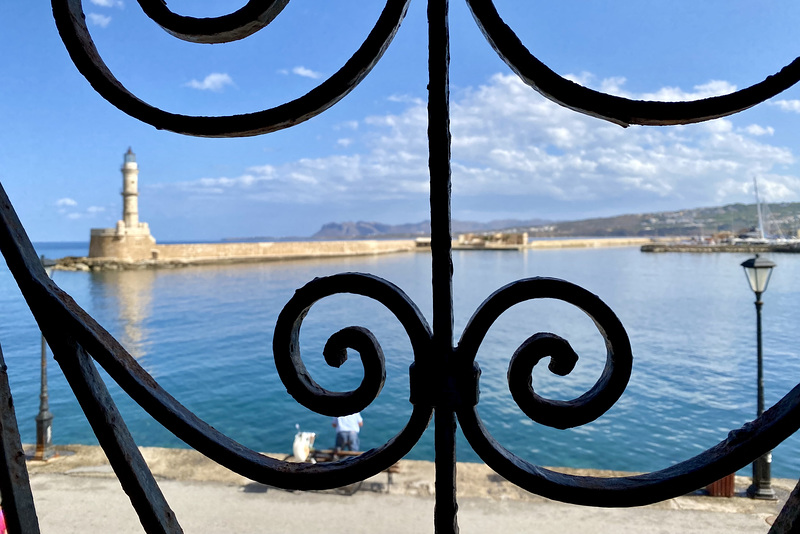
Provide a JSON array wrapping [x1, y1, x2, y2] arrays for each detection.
[[0, 1, 798, 532]]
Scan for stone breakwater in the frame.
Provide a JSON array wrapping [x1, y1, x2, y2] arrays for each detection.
[[528, 237, 673, 249], [54, 237, 681, 271], [454, 237, 677, 251], [56, 239, 419, 271]]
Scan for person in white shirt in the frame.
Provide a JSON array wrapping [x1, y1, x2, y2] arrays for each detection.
[[332, 412, 363, 451]]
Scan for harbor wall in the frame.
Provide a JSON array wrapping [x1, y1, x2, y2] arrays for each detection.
[[151, 239, 417, 261], [70, 235, 681, 271], [527, 237, 672, 249], [641, 243, 800, 253], [71, 238, 418, 270]]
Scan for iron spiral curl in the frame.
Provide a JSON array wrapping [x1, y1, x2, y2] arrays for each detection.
[[454, 277, 800, 507], [272, 272, 434, 480], [135, 0, 290, 44], [456, 277, 633, 432], [52, 0, 411, 137], [273, 272, 433, 417], [53, 0, 800, 136], [466, 0, 800, 126]]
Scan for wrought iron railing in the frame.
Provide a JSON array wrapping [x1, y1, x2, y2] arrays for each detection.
[[1, 1, 800, 532]]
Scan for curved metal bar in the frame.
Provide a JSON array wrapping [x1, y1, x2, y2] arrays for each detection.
[[459, 383, 800, 507], [454, 278, 800, 506], [50, 337, 182, 533], [457, 277, 632, 429], [465, 0, 800, 127], [136, 0, 289, 44], [51, 0, 411, 137], [274, 273, 432, 417], [0, 185, 432, 490], [0, 346, 41, 534], [508, 332, 586, 430]]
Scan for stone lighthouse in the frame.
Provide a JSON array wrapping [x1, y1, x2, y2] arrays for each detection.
[[121, 147, 140, 228], [89, 148, 156, 259]]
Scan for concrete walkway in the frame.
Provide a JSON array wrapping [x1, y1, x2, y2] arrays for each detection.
[[24, 445, 793, 533]]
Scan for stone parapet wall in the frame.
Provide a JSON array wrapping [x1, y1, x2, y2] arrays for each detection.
[[90, 228, 117, 237], [151, 239, 416, 261], [71, 239, 418, 270]]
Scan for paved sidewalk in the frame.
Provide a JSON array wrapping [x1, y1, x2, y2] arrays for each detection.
[[23, 445, 792, 533]]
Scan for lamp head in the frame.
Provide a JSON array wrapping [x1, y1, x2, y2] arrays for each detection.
[[741, 254, 776, 295]]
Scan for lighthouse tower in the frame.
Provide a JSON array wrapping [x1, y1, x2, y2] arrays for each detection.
[[121, 147, 140, 228], [89, 148, 156, 259]]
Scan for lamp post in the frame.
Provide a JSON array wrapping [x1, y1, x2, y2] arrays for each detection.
[[34, 255, 55, 461], [741, 254, 776, 500]]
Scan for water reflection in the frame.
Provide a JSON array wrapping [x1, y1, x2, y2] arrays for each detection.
[[90, 269, 155, 361], [23, 247, 800, 476]]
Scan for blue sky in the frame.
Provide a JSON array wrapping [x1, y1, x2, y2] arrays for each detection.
[[3, 1, 800, 241]]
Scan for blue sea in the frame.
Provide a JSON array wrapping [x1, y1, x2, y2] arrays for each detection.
[[2, 242, 800, 479]]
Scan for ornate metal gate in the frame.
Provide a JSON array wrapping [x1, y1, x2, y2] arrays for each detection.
[[1, 1, 800, 532]]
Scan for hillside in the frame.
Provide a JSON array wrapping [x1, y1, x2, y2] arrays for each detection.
[[533, 202, 800, 238], [310, 202, 800, 239], [311, 218, 550, 239]]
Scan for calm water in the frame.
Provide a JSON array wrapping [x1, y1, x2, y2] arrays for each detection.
[[2, 242, 800, 478]]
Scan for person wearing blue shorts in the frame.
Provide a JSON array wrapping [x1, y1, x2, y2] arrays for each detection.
[[332, 412, 363, 451]]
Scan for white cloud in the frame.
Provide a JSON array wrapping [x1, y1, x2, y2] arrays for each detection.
[[441, 75, 792, 206], [599, 77, 629, 96], [771, 100, 800, 114], [388, 94, 425, 105], [152, 73, 799, 218], [743, 124, 774, 136], [55, 199, 112, 220], [90, 0, 123, 7], [335, 121, 359, 131], [640, 80, 737, 102], [87, 13, 112, 28], [291, 66, 322, 80], [185, 73, 234, 92]]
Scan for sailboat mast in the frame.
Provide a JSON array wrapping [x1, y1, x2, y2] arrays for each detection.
[[754, 177, 766, 240]]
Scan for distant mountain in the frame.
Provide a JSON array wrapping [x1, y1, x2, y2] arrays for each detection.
[[313, 221, 418, 239], [309, 202, 800, 240], [311, 219, 551, 239]]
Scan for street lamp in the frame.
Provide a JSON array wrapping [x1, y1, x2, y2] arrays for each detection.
[[741, 254, 777, 500], [33, 255, 56, 461]]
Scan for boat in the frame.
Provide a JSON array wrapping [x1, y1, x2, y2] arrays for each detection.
[[728, 177, 800, 245]]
